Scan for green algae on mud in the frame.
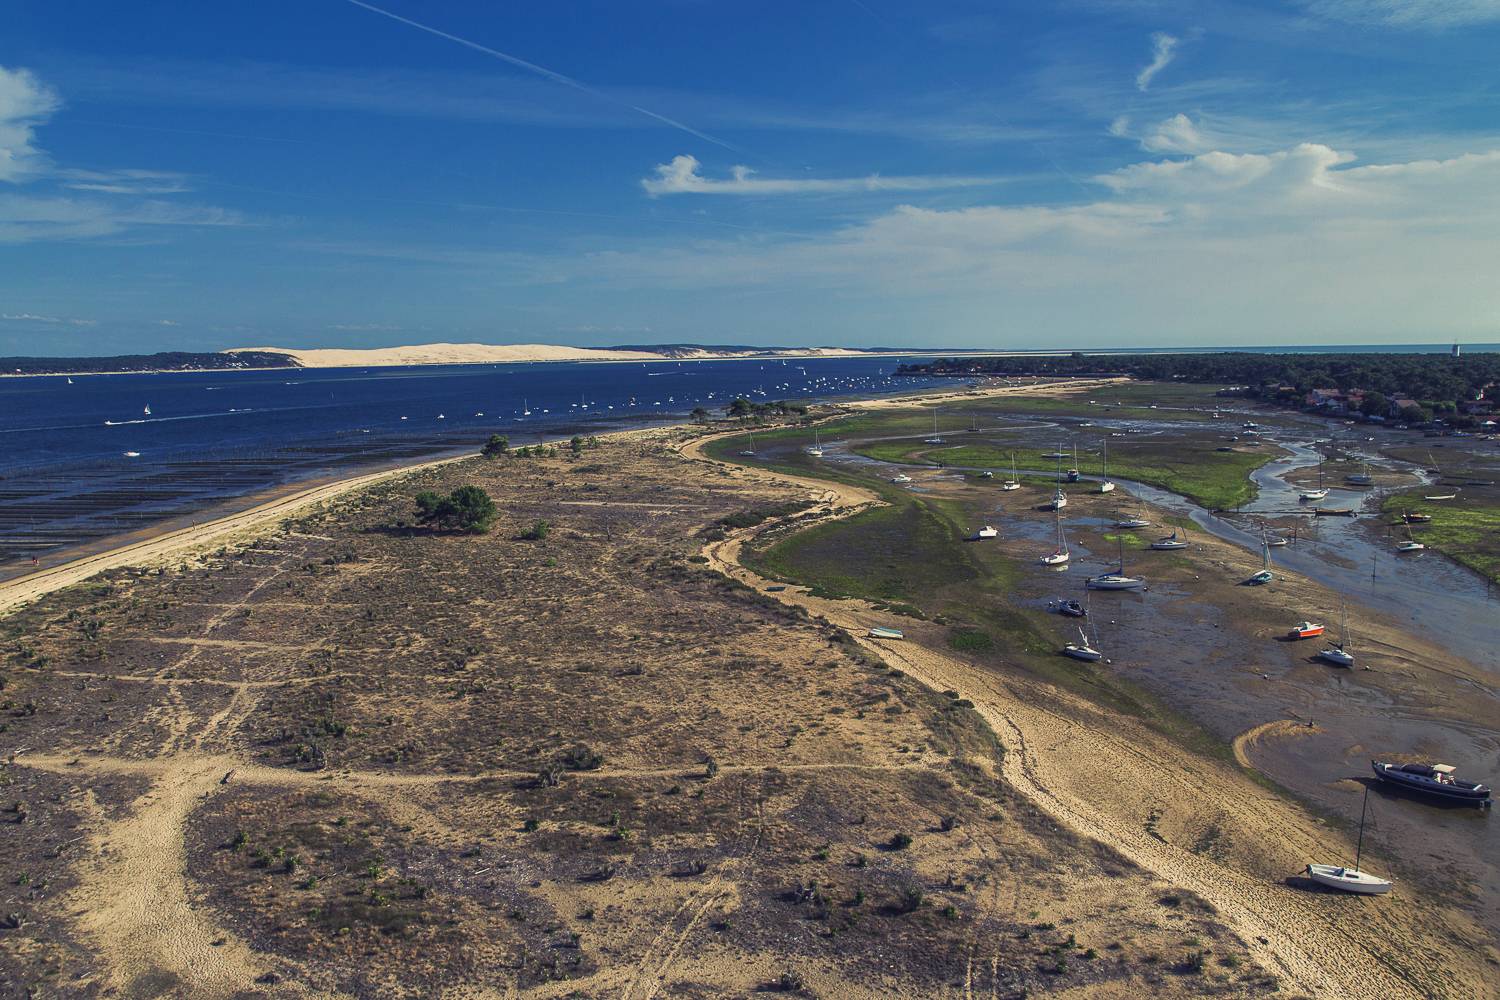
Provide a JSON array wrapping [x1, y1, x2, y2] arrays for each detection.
[[1380, 491, 1500, 584]]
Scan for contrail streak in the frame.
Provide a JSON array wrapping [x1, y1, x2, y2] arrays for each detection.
[[341, 0, 739, 151]]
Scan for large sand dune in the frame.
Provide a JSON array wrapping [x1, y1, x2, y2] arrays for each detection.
[[229, 341, 872, 368]]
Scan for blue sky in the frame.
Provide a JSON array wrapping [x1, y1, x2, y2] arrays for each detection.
[[3, 0, 1499, 355]]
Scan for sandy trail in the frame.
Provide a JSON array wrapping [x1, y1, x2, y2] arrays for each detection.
[[684, 427, 1491, 1000]]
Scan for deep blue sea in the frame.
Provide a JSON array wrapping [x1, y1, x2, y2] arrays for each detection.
[[0, 357, 945, 568]]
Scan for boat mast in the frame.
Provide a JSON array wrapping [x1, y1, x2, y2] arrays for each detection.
[[1354, 786, 1370, 871]]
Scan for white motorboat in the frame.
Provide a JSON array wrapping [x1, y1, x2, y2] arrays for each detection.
[[1265, 533, 1289, 547], [891, 473, 912, 484], [1087, 537, 1146, 590], [1304, 788, 1391, 895], [1115, 515, 1151, 529], [974, 525, 998, 540], [1150, 528, 1188, 551], [1396, 539, 1425, 553]]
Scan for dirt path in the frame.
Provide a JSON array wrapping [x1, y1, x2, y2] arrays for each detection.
[[685, 433, 1492, 1000]]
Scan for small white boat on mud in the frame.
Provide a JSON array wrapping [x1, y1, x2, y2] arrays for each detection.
[[1150, 528, 1188, 551], [1047, 488, 1068, 511], [1114, 514, 1151, 529], [1098, 440, 1115, 493], [1062, 625, 1102, 661], [974, 525, 998, 540], [1305, 788, 1392, 895], [1245, 532, 1274, 585], [1087, 537, 1146, 591], [1040, 510, 1070, 565], [891, 473, 912, 484], [868, 627, 905, 640]]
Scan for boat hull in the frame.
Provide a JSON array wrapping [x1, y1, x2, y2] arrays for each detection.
[[1305, 865, 1392, 895], [1062, 646, 1102, 661], [1086, 576, 1145, 590], [1319, 648, 1354, 667], [1372, 762, 1491, 803]]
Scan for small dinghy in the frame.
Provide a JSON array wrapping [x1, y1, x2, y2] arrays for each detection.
[[1304, 788, 1392, 895], [1049, 599, 1086, 618], [1424, 493, 1457, 501], [1401, 512, 1432, 523], [868, 627, 904, 640], [1314, 507, 1355, 517], [1395, 539, 1425, 553]]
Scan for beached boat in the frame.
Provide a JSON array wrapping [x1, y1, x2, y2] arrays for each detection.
[[1314, 507, 1355, 517], [1001, 452, 1021, 491], [1305, 788, 1392, 895], [923, 410, 944, 444], [1265, 533, 1289, 547], [1040, 510, 1070, 565], [1047, 488, 1068, 511], [740, 431, 757, 457], [1065, 444, 1081, 483], [1062, 625, 1102, 662], [1371, 761, 1491, 805], [1395, 539, 1425, 553], [1424, 493, 1457, 501], [974, 525, 998, 540], [978, 470, 993, 479], [1150, 528, 1188, 551], [1287, 621, 1325, 640], [868, 627, 905, 640], [1401, 512, 1432, 523], [1087, 537, 1145, 591], [1245, 532, 1274, 585], [890, 473, 912, 484], [805, 429, 823, 457], [1299, 461, 1329, 501], [1346, 460, 1374, 486], [1050, 598, 1086, 618], [1319, 604, 1355, 667], [1097, 439, 1115, 493], [1114, 514, 1151, 529]]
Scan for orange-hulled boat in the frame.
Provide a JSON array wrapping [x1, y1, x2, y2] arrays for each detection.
[[1287, 621, 1326, 640]]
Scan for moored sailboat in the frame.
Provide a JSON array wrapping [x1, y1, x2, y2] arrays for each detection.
[[1001, 451, 1021, 491], [1304, 787, 1392, 895], [1098, 439, 1115, 493], [1040, 509, 1070, 565], [1318, 604, 1355, 667], [1087, 536, 1146, 590]]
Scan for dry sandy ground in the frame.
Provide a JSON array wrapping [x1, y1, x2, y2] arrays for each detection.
[[228, 343, 872, 367], [680, 427, 1498, 1000]]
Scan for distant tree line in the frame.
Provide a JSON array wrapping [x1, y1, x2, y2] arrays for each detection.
[[723, 398, 810, 419], [900, 352, 1500, 418], [1, 350, 297, 375]]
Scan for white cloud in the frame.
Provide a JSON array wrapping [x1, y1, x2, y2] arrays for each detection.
[[158, 319, 179, 326], [547, 141, 1500, 341], [2, 312, 96, 326], [0, 66, 60, 183], [1139, 113, 1211, 154], [59, 169, 192, 195], [1302, 0, 1500, 28], [1108, 115, 1132, 138], [642, 155, 1008, 197], [1135, 32, 1179, 91], [0, 193, 245, 244]]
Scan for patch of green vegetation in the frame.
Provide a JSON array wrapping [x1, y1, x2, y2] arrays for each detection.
[[747, 499, 978, 604], [1380, 492, 1500, 583], [946, 628, 993, 653]]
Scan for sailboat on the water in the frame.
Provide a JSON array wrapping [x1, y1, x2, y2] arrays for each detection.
[[143, 403, 152, 416], [1304, 786, 1392, 895]]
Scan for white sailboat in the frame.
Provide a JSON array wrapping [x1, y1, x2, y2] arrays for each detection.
[[1395, 526, 1424, 552], [1319, 604, 1355, 667], [1001, 451, 1021, 491], [1040, 510, 1070, 565], [1346, 459, 1374, 486], [1087, 536, 1146, 590], [1150, 527, 1188, 550], [806, 429, 823, 458], [1299, 459, 1329, 501], [923, 409, 944, 445], [1114, 513, 1151, 529], [143, 403, 152, 416], [1065, 443, 1080, 482], [1098, 440, 1115, 493], [740, 430, 757, 457], [1048, 487, 1068, 510], [1305, 787, 1391, 895], [1062, 624, 1102, 661], [1246, 531, 1274, 585]]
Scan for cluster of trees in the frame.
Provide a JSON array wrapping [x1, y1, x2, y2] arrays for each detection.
[[901, 352, 1499, 419], [481, 434, 600, 459], [2, 350, 296, 375], [413, 485, 496, 533], [722, 398, 810, 420]]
